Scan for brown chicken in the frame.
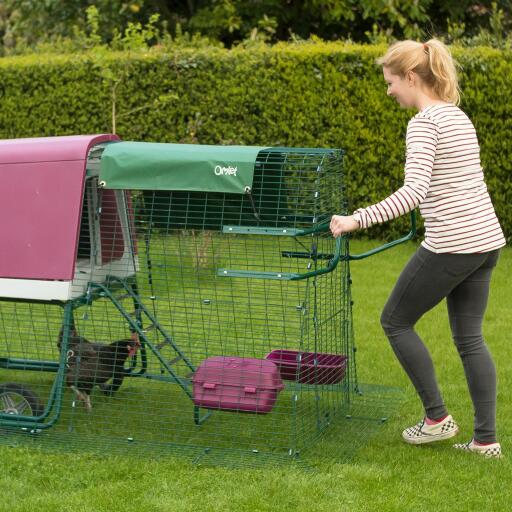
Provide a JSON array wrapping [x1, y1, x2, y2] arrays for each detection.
[[58, 328, 140, 411]]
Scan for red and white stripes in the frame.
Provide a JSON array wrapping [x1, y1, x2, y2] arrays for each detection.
[[353, 104, 506, 253]]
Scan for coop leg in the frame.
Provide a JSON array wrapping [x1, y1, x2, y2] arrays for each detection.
[[193, 406, 212, 425]]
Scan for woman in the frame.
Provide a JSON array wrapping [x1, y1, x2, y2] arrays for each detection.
[[330, 39, 506, 458]]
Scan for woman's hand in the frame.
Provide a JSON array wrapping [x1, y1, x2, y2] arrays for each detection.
[[330, 215, 360, 237]]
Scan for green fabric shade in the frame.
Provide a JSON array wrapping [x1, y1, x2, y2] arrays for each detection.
[[99, 141, 269, 193]]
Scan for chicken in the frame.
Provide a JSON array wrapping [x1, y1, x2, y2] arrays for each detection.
[[58, 327, 140, 412]]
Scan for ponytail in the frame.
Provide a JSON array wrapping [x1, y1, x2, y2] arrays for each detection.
[[377, 38, 460, 105]]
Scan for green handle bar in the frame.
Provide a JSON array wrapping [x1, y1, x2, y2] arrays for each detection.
[[348, 210, 417, 260], [291, 235, 342, 281], [217, 235, 342, 281], [218, 211, 416, 280]]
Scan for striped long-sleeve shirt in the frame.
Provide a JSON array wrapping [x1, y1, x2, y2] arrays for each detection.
[[353, 104, 506, 254]]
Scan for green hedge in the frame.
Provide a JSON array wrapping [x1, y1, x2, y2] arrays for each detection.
[[0, 43, 510, 242]]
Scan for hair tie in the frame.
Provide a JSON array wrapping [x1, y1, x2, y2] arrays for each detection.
[[423, 43, 428, 52]]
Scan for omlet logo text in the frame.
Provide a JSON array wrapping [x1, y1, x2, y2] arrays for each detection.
[[214, 165, 238, 176]]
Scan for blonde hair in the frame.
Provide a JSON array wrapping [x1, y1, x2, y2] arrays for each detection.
[[377, 39, 460, 105]]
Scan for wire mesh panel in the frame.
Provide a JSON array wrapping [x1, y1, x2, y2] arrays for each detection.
[[0, 145, 358, 465]]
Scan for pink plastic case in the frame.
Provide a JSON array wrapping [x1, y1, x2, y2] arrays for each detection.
[[192, 356, 284, 414]]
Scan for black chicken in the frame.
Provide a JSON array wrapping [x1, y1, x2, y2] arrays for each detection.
[[58, 328, 140, 412]]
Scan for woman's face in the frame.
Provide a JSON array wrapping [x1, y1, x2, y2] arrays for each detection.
[[383, 66, 415, 108]]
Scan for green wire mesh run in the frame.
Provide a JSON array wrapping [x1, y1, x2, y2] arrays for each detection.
[[0, 146, 398, 467], [0, 384, 403, 470]]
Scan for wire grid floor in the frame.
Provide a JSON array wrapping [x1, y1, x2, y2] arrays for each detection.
[[0, 383, 403, 470]]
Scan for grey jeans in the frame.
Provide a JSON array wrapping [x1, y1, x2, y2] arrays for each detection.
[[380, 245, 500, 443]]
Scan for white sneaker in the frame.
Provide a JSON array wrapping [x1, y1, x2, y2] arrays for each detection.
[[453, 439, 502, 458], [402, 415, 459, 445]]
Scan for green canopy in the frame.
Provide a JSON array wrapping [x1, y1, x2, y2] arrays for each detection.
[[99, 141, 269, 193]]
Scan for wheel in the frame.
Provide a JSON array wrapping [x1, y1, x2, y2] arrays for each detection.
[[0, 383, 44, 417]]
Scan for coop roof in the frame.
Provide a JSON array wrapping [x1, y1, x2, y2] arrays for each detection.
[[0, 134, 119, 282], [99, 141, 270, 194]]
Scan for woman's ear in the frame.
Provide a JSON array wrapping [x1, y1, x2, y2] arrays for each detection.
[[406, 70, 416, 87]]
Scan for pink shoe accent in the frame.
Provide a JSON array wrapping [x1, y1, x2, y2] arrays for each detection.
[[425, 415, 448, 425], [473, 440, 496, 446]]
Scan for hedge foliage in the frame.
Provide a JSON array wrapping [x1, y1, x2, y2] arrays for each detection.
[[0, 42, 510, 242]]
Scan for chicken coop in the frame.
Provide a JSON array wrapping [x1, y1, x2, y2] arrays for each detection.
[[0, 135, 415, 466]]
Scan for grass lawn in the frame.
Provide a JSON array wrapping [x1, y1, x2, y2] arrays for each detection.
[[1, 239, 510, 512]]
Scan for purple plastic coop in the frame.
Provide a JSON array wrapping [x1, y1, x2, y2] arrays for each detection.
[[0, 134, 139, 301]]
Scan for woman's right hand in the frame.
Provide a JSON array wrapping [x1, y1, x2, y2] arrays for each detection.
[[330, 215, 360, 237]]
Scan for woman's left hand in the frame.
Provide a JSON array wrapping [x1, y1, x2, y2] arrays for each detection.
[[330, 215, 360, 237]]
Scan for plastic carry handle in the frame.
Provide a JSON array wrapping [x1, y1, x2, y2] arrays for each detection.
[[348, 211, 417, 260]]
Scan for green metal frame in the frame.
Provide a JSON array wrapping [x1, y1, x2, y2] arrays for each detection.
[[0, 275, 213, 430], [0, 302, 74, 430]]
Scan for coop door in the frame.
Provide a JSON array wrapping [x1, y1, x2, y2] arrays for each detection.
[[100, 188, 127, 264], [77, 178, 128, 266]]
